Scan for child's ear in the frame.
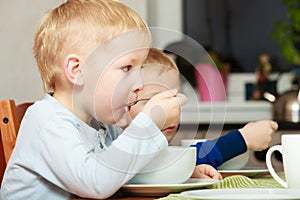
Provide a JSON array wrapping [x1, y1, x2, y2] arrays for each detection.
[[63, 54, 84, 86]]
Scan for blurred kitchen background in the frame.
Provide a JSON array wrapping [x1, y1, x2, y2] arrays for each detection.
[[2, 0, 300, 170], [0, 0, 294, 102]]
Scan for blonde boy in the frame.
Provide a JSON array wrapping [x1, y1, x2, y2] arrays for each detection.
[[1, 1, 187, 199]]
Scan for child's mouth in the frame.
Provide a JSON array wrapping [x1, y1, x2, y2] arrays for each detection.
[[162, 124, 175, 133], [125, 98, 151, 112], [124, 104, 131, 112]]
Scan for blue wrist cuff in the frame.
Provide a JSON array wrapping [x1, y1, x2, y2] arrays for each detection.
[[214, 129, 247, 162], [191, 140, 223, 168]]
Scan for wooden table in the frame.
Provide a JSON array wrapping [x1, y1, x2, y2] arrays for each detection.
[[109, 198, 156, 200], [72, 196, 158, 200], [71, 191, 162, 200]]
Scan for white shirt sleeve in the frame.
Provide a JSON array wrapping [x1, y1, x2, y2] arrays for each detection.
[[39, 112, 167, 198], [2, 95, 168, 200]]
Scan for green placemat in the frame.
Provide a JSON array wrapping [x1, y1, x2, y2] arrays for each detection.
[[209, 174, 284, 189], [159, 173, 285, 200]]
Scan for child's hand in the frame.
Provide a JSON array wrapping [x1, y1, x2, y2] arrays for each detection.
[[239, 120, 278, 151], [142, 89, 187, 131], [191, 164, 223, 180]]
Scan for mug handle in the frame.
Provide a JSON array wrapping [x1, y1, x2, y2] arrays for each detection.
[[266, 145, 287, 188]]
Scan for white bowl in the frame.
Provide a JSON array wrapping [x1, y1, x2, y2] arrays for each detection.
[[181, 139, 207, 148], [181, 139, 249, 170], [217, 150, 249, 170], [128, 146, 196, 184]]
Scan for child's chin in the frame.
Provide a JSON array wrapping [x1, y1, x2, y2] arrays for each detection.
[[116, 118, 129, 129], [112, 109, 126, 123]]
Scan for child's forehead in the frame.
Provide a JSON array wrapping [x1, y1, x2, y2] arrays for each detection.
[[82, 30, 150, 69], [141, 82, 180, 98], [118, 49, 149, 61], [142, 64, 179, 79], [141, 65, 180, 91]]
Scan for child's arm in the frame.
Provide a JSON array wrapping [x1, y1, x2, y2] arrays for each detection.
[[192, 120, 278, 168], [45, 112, 168, 198], [192, 130, 246, 168], [191, 164, 223, 180]]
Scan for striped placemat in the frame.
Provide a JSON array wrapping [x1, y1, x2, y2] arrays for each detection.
[[159, 173, 284, 200], [209, 174, 284, 189]]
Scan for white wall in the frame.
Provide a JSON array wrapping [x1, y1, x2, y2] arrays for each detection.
[[121, 0, 183, 49], [0, 0, 183, 104], [147, 0, 183, 49], [119, 0, 148, 22], [0, 0, 62, 104]]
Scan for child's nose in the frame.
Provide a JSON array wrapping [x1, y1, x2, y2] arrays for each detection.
[[132, 76, 144, 93], [131, 67, 144, 92]]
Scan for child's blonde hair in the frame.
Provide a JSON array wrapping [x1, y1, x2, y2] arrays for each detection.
[[33, 0, 149, 92], [145, 48, 179, 72], [142, 48, 180, 90]]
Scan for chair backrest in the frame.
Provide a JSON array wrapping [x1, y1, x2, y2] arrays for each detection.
[[0, 99, 33, 185]]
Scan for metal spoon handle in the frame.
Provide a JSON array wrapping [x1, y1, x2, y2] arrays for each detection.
[[126, 98, 151, 107]]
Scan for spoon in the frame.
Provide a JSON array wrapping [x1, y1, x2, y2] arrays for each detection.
[[126, 98, 151, 107]]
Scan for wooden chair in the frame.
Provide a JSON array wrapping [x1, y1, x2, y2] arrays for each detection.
[[0, 99, 33, 185]]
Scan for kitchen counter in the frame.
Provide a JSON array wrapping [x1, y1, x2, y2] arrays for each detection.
[[179, 72, 295, 125], [181, 100, 272, 124]]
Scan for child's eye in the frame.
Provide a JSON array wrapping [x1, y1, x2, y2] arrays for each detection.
[[121, 65, 132, 72]]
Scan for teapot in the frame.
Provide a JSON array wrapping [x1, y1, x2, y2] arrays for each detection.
[[264, 87, 300, 123]]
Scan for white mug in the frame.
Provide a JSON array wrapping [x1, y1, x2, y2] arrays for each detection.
[[266, 134, 300, 189]]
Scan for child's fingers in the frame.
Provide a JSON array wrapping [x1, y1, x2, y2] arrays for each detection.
[[176, 93, 188, 106], [153, 89, 187, 105], [269, 120, 278, 131], [154, 88, 178, 99], [214, 173, 223, 180]]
